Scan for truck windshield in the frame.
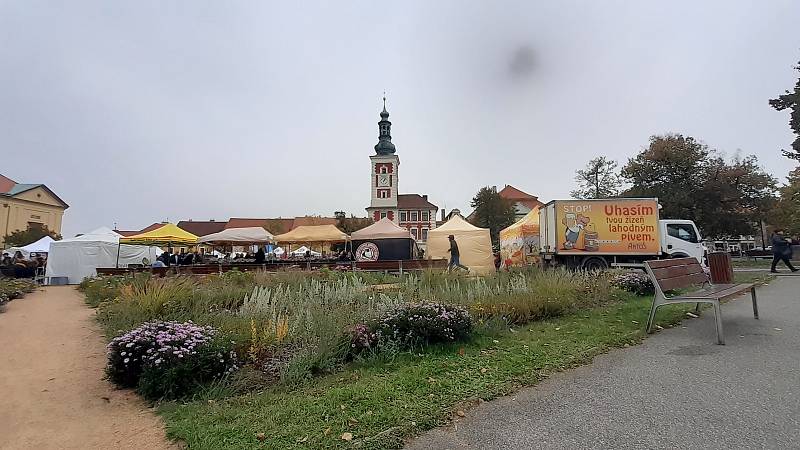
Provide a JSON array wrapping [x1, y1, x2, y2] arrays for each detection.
[[667, 224, 698, 243]]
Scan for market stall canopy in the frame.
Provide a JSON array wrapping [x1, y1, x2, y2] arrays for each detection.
[[427, 215, 495, 275], [274, 224, 347, 244], [499, 207, 541, 268], [198, 227, 274, 244], [119, 223, 198, 245], [350, 218, 412, 240], [46, 226, 162, 284], [5, 235, 56, 258], [291, 246, 321, 257]]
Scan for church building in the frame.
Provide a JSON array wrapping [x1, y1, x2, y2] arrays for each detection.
[[365, 99, 438, 245]]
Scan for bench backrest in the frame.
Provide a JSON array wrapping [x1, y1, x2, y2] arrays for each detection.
[[644, 257, 707, 293]]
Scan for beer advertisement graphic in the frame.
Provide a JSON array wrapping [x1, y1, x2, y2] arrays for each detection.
[[556, 199, 660, 255]]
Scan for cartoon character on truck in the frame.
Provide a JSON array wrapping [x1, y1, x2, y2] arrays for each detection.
[[562, 213, 590, 250]]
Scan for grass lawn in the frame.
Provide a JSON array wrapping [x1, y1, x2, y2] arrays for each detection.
[[159, 296, 695, 450]]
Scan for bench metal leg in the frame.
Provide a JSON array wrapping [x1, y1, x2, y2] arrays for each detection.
[[713, 300, 725, 345], [646, 301, 659, 333], [695, 302, 701, 313], [751, 288, 759, 319]]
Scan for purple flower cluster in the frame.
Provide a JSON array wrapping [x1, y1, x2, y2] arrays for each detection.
[[610, 271, 655, 296], [108, 320, 216, 367], [352, 301, 473, 352], [106, 320, 237, 390]]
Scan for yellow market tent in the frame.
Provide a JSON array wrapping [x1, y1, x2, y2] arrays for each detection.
[[273, 225, 347, 244], [119, 223, 199, 246], [499, 207, 540, 268], [427, 215, 494, 275]]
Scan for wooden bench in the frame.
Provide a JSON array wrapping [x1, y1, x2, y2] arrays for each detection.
[[644, 257, 758, 345]]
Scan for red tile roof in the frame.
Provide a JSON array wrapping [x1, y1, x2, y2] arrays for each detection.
[[225, 217, 337, 234], [177, 220, 227, 237], [0, 174, 17, 193], [397, 194, 438, 210], [498, 185, 544, 210]]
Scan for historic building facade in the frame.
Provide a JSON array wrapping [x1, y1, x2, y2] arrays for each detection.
[[365, 99, 437, 244], [0, 174, 68, 246]]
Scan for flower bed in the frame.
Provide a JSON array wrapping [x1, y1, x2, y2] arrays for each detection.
[[106, 320, 237, 400], [610, 271, 655, 296], [0, 278, 37, 306]]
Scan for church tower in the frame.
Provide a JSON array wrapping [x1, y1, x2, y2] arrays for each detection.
[[366, 97, 400, 223]]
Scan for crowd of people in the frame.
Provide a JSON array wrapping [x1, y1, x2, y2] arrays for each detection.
[[1, 251, 47, 278]]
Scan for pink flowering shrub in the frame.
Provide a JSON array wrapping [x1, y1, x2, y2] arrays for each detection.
[[610, 271, 655, 296], [106, 320, 237, 400], [352, 302, 473, 352]]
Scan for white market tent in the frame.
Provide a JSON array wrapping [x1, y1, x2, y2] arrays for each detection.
[[427, 215, 495, 275], [198, 227, 274, 245], [45, 227, 163, 284], [5, 236, 55, 258], [350, 218, 413, 240], [290, 246, 321, 257]]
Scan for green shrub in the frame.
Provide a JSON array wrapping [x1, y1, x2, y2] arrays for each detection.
[[0, 278, 37, 304], [353, 302, 473, 352]]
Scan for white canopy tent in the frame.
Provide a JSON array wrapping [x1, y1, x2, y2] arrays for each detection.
[[4, 236, 55, 258], [45, 227, 163, 284], [290, 246, 321, 257], [198, 227, 274, 244]]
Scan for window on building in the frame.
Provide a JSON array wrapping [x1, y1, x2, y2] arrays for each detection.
[[380, 166, 388, 174], [421, 229, 428, 241], [422, 211, 429, 222], [380, 212, 387, 219], [400, 211, 407, 222], [410, 211, 418, 222], [410, 228, 418, 240]]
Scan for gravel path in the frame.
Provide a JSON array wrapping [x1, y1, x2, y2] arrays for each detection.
[[0, 286, 177, 450], [407, 277, 800, 450]]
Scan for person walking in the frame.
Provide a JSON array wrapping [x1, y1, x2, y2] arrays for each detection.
[[770, 228, 798, 273], [447, 235, 469, 272]]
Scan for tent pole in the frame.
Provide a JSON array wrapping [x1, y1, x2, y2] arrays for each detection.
[[115, 241, 121, 269]]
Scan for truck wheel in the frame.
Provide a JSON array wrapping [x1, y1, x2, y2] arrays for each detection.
[[581, 256, 609, 271]]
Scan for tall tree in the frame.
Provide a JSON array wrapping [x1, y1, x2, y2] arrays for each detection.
[[3, 224, 61, 247], [769, 60, 800, 161], [769, 167, 800, 236], [622, 134, 777, 239], [570, 156, 622, 199], [469, 187, 517, 246]]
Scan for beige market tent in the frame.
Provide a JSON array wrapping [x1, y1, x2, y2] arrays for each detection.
[[351, 218, 412, 240], [198, 227, 274, 245], [274, 225, 347, 244], [427, 215, 494, 275]]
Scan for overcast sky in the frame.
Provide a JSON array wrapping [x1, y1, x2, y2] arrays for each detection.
[[1, 1, 798, 237]]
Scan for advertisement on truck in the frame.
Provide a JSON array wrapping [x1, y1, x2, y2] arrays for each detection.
[[553, 199, 660, 255]]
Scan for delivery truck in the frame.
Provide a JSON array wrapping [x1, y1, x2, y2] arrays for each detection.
[[539, 198, 705, 270]]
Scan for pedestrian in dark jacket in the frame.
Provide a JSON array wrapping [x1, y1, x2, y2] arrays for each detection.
[[771, 229, 797, 273], [447, 235, 469, 272]]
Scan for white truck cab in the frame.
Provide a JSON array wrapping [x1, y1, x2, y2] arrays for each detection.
[[659, 219, 705, 263]]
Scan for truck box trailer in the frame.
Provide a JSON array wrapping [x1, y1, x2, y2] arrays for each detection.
[[539, 198, 704, 270]]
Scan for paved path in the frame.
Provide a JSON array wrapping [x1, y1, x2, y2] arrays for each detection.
[[0, 286, 177, 450], [408, 277, 800, 450]]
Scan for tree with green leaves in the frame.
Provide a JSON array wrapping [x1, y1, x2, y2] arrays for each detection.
[[622, 133, 777, 239], [570, 156, 622, 199], [469, 187, 517, 246], [3, 224, 61, 247], [769, 60, 800, 161], [769, 167, 800, 237]]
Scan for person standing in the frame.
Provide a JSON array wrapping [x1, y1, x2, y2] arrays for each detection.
[[771, 229, 798, 273], [447, 235, 469, 272]]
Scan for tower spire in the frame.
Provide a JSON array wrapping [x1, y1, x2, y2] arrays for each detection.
[[374, 94, 395, 155]]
